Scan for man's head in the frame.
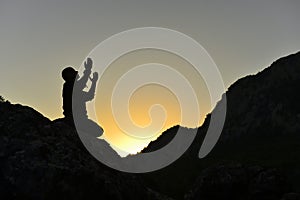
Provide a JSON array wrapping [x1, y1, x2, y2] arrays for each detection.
[[62, 67, 78, 82]]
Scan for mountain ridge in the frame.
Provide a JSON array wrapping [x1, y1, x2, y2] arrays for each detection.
[[142, 51, 300, 155], [140, 51, 300, 199], [0, 100, 171, 200]]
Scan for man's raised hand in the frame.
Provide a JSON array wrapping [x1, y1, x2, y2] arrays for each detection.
[[84, 57, 93, 70]]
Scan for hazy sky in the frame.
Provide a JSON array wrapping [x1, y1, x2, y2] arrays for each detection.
[[0, 0, 299, 154]]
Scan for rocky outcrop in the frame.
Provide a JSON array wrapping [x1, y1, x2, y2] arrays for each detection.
[[0, 101, 171, 200], [185, 164, 290, 200], [141, 125, 179, 153], [143, 51, 300, 156], [141, 52, 300, 199]]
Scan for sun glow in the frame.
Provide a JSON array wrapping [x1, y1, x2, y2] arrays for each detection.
[[93, 49, 211, 156]]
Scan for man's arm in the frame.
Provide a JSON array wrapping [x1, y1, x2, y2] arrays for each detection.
[[76, 58, 93, 90], [83, 72, 98, 102]]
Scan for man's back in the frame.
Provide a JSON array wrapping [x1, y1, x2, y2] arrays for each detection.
[[62, 81, 74, 119]]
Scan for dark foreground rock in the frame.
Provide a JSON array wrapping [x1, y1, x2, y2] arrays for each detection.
[[0, 102, 171, 200], [140, 52, 300, 199], [185, 164, 291, 200]]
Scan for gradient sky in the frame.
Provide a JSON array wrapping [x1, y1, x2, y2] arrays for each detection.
[[93, 49, 212, 154], [1, 0, 299, 155]]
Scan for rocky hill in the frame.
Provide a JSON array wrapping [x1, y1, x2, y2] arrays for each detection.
[[141, 52, 300, 199], [0, 101, 170, 200], [144, 51, 300, 154]]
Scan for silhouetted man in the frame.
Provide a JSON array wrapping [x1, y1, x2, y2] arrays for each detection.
[[61, 58, 102, 137]]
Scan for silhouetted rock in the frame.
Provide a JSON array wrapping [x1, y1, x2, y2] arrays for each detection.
[[185, 164, 288, 200], [185, 51, 300, 157], [0, 95, 5, 103], [141, 52, 300, 199], [281, 193, 300, 200], [141, 125, 180, 153], [144, 52, 300, 154], [0, 101, 171, 200]]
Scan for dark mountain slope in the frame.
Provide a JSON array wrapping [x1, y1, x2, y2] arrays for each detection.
[[0, 102, 170, 200], [142, 125, 179, 153], [141, 52, 300, 199], [144, 51, 300, 155]]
